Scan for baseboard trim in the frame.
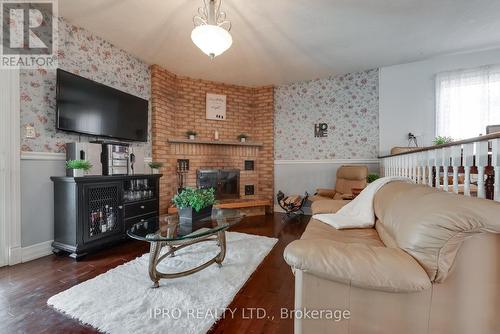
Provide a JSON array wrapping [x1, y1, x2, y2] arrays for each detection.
[[9, 246, 22, 265], [274, 159, 380, 165], [21, 240, 53, 263], [21, 151, 66, 160]]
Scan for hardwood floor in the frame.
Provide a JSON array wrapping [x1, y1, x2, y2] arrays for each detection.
[[0, 213, 309, 334]]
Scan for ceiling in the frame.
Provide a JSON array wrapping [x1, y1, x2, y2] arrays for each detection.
[[59, 0, 500, 86]]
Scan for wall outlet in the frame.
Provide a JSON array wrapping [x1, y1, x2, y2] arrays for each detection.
[[25, 125, 36, 139]]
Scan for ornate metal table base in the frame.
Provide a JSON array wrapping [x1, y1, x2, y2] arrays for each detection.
[[148, 230, 226, 288]]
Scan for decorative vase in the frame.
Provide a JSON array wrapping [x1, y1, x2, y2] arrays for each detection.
[[240, 137, 246, 143], [189, 135, 195, 140], [178, 205, 213, 234], [68, 169, 85, 177], [151, 168, 159, 174]]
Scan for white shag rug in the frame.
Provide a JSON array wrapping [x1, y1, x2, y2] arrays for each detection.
[[48, 232, 277, 334]]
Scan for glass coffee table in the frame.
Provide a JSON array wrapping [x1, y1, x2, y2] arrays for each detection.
[[127, 208, 243, 288]]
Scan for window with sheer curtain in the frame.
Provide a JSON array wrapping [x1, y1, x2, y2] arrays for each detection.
[[435, 65, 500, 140]]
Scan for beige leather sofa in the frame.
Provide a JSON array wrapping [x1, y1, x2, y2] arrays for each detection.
[[310, 165, 368, 213], [284, 182, 500, 334]]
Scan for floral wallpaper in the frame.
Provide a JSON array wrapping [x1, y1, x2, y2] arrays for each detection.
[[274, 69, 379, 160], [20, 18, 151, 155]]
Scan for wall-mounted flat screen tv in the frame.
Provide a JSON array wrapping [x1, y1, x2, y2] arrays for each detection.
[[56, 69, 149, 142]]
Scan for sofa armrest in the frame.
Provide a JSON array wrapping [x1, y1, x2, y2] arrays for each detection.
[[315, 188, 337, 198], [284, 239, 431, 293]]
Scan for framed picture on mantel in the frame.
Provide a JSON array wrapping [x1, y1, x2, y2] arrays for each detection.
[[206, 93, 226, 121]]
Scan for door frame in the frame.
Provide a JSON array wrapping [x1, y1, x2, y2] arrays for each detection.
[[0, 69, 22, 266]]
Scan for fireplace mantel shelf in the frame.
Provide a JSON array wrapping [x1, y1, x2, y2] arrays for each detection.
[[168, 138, 264, 147]]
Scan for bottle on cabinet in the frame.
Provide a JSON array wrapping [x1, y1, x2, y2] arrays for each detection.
[[100, 209, 107, 233], [107, 206, 115, 231], [90, 212, 96, 237]]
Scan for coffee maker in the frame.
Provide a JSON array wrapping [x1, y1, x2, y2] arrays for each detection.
[[101, 143, 130, 175]]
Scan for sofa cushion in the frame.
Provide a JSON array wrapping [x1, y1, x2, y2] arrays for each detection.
[[311, 199, 350, 215], [301, 219, 384, 247], [284, 239, 432, 293], [374, 182, 500, 282]]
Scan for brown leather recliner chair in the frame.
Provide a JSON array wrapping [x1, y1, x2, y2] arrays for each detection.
[[310, 165, 368, 213]]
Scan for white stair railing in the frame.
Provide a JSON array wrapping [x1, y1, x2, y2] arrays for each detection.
[[492, 139, 500, 202], [380, 134, 500, 201]]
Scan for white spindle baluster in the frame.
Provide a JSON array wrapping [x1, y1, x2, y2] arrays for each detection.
[[463, 143, 474, 196], [401, 155, 404, 177], [411, 153, 418, 182], [423, 152, 429, 184], [406, 154, 411, 179], [405, 155, 410, 178], [451, 145, 462, 194], [427, 151, 434, 187], [435, 149, 442, 189], [416, 153, 421, 183], [419, 152, 426, 184], [442, 148, 451, 192], [476, 141, 489, 199], [492, 139, 500, 201], [403, 154, 410, 177], [398, 155, 404, 176]]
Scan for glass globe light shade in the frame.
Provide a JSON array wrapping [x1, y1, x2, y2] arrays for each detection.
[[191, 24, 233, 59]]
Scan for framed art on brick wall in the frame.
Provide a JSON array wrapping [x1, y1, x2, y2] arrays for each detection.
[[206, 93, 226, 120]]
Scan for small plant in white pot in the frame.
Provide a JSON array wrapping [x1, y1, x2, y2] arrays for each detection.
[[238, 133, 248, 143], [187, 130, 197, 140], [148, 161, 164, 174], [65, 160, 92, 177]]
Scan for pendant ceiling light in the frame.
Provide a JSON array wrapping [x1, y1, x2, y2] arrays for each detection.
[[191, 0, 232, 59]]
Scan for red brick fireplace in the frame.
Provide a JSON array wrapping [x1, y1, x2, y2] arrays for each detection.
[[151, 65, 274, 214]]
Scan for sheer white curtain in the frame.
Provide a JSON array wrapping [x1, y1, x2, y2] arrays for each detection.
[[436, 65, 500, 140]]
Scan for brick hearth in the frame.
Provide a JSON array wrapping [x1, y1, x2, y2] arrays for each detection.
[[151, 65, 274, 214]]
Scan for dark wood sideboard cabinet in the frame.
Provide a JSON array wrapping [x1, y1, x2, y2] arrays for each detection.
[[50, 174, 162, 259]]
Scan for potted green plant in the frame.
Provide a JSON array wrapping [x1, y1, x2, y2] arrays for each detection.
[[148, 161, 164, 174], [187, 130, 197, 140], [237, 133, 248, 143], [172, 187, 216, 227], [433, 136, 453, 146], [367, 173, 380, 183], [65, 160, 92, 177]]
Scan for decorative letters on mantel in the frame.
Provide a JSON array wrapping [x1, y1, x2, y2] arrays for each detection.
[[206, 93, 227, 120]]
